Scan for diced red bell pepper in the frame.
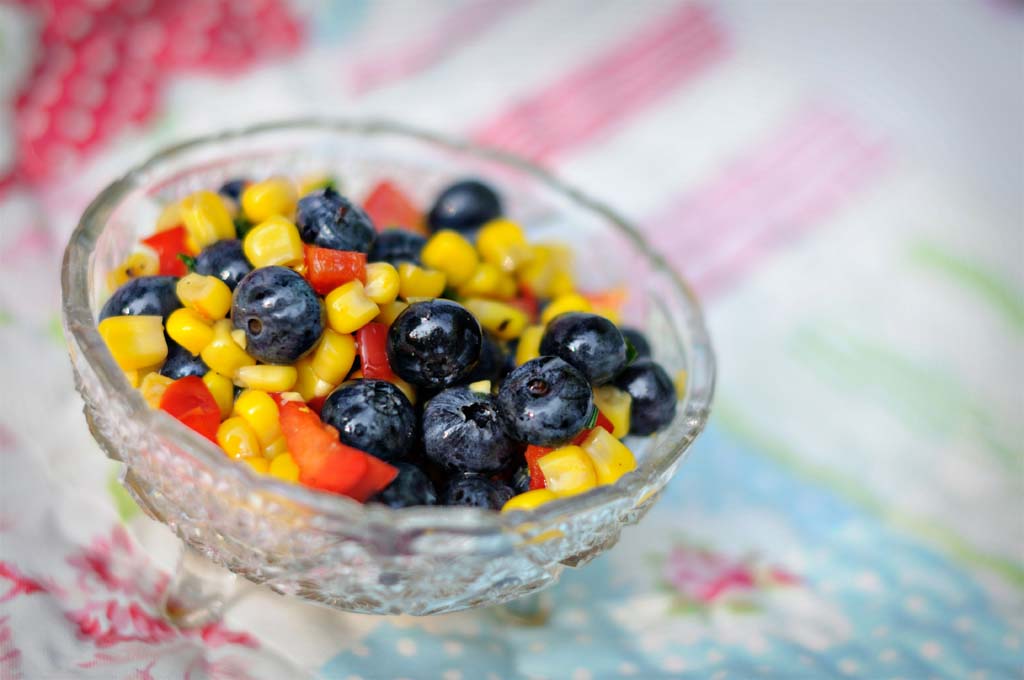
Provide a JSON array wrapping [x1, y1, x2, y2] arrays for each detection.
[[581, 287, 628, 312], [363, 180, 425, 234], [303, 246, 367, 296], [508, 283, 540, 322], [307, 395, 328, 415], [159, 376, 221, 443], [524, 445, 553, 491], [142, 226, 190, 276], [279, 401, 397, 500], [571, 408, 616, 445], [356, 323, 394, 381]]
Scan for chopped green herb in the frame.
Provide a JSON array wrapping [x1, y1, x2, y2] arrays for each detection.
[[624, 338, 639, 364], [177, 253, 197, 272]]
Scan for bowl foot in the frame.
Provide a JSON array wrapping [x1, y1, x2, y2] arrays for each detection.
[[160, 544, 239, 628]]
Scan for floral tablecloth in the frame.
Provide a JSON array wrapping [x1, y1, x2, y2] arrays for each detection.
[[1, 1, 1021, 678]]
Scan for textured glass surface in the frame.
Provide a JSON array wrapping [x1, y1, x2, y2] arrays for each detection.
[[62, 120, 715, 615]]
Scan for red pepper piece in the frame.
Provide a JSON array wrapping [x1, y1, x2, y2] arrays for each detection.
[[158, 376, 221, 443], [581, 287, 628, 312], [508, 283, 540, 322], [279, 400, 399, 500], [363, 180, 425, 234], [307, 395, 328, 415], [356, 322, 395, 381], [524, 445, 553, 491], [303, 246, 367, 296], [142, 226, 190, 276], [571, 409, 615, 445]]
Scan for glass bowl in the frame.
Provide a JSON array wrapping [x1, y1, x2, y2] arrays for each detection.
[[61, 119, 715, 617]]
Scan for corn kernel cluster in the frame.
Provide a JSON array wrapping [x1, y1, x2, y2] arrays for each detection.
[[99, 173, 657, 510]]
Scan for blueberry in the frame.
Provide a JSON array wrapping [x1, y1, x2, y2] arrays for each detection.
[[613, 359, 677, 435], [368, 228, 426, 266], [511, 466, 531, 495], [194, 239, 252, 291], [539, 312, 627, 385], [296, 187, 375, 253], [373, 462, 437, 508], [423, 387, 523, 473], [442, 473, 513, 510], [427, 179, 502, 233], [320, 380, 417, 463], [496, 356, 593, 447], [218, 178, 248, 202], [159, 341, 208, 379], [386, 300, 482, 389], [99, 276, 180, 321], [619, 326, 651, 359], [462, 333, 510, 384], [231, 266, 323, 364]]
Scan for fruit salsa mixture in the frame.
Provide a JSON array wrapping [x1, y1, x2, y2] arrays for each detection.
[[97, 175, 681, 512]]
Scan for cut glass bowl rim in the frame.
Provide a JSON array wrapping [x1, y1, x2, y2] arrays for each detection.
[[61, 118, 716, 543]]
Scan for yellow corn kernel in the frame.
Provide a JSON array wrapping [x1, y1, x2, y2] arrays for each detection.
[[268, 452, 300, 482], [202, 371, 235, 419], [422, 230, 479, 287], [326, 280, 380, 334], [230, 329, 247, 349], [297, 173, 337, 196], [389, 376, 417, 405], [548, 269, 575, 298], [294, 357, 335, 401], [516, 325, 544, 365], [537, 446, 598, 497], [364, 262, 400, 305], [243, 215, 304, 268], [518, 243, 573, 298], [675, 369, 688, 401], [180, 190, 235, 251], [397, 263, 446, 300], [311, 329, 357, 384], [107, 251, 159, 290], [540, 293, 592, 325], [593, 385, 632, 439], [217, 417, 262, 459], [458, 262, 503, 298], [176, 273, 232, 321], [233, 389, 281, 449], [155, 202, 182, 231], [139, 372, 174, 409], [165, 308, 214, 355], [263, 435, 288, 458], [579, 427, 637, 485], [468, 380, 491, 394], [235, 364, 297, 392], [123, 369, 140, 388], [463, 298, 528, 340], [374, 300, 409, 326], [496, 272, 518, 300], [201, 319, 256, 377], [219, 193, 238, 218], [279, 391, 304, 404], [477, 218, 531, 273], [502, 489, 558, 513], [241, 178, 298, 223], [98, 315, 168, 370], [242, 456, 270, 474]]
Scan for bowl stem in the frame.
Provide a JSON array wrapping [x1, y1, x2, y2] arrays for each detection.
[[160, 544, 240, 628]]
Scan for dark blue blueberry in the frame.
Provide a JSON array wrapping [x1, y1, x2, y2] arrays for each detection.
[[159, 341, 208, 379], [217, 178, 248, 202], [613, 359, 677, 435], [296, 187, 375, 253], [231, 266, 323, 364], [373, 462, 437, 508], [423, 387, 523, 473], [194, 239, 252, 291], [496, 356, 593, 447], [386, 300, 482, 389], [511, 466, 531, 495], [540, 312, 627, 385], [320, 380, 417, 463], [442, 473, 513, 510], [462, 333, 510, 384], [99, 276, 180, 321], [619, 327, 651, 360], [427, 179, 502, 233], [368, 228, 426, 266]]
